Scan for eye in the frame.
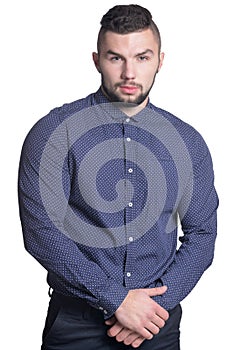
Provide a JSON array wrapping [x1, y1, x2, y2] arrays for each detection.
[[138, 56, 149, 61], [110, 56, 122, 61]]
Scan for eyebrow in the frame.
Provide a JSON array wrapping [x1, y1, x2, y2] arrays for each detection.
[[106, 49, 154, 58]]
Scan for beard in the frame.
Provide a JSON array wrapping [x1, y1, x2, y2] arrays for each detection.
[[101, 73, 157, 107]]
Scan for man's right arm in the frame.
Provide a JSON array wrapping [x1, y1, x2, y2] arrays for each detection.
[[18, 115, 128, 318]]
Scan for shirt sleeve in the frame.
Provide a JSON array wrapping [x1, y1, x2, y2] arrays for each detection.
[[153, 131, 219, 310], [18, 114, 128, 318]]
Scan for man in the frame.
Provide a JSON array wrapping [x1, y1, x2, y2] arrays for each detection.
[[18, 4, 218, 350]]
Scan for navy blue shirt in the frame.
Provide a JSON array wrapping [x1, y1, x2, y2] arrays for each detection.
[[18, 88, 218, 318]]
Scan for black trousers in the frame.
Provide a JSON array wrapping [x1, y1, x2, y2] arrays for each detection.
[[41, 292, 182, 350]]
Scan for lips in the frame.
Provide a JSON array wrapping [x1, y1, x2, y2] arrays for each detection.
[[119, 85, 139, 94]]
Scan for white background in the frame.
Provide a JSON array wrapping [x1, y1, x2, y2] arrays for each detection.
[[1, 0, 232, 348]]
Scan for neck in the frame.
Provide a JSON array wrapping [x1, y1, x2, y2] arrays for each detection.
[[101, 86, 148, 117], [117, 98, 149, 117]]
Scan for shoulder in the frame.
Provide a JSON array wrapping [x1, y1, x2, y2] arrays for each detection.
[[150, 104, 211, 160], [150, 104, 198, 137], [31, 92, 94, 133], [22, 92, 95, 143], [20, 92, 96, 160]]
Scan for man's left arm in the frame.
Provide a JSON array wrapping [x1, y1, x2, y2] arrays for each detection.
[[153, 135, 219, 310]]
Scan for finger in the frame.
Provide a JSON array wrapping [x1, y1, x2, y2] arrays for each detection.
[[111, 320, 153, 341], [143, 286, 167, 297], [131, 336, 146, 348], [105, 316, 116, 326], [107, 322, 124, 337], [155, 305, 169, 321], [137, 327, 154, 340], [123, 332, 146, 346], [152, 314, 166, 329], [145, 321, 160, 336], [115, 328, 133, 342]]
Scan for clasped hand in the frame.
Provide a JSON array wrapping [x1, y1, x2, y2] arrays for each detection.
[[105, 286, 169, 348]]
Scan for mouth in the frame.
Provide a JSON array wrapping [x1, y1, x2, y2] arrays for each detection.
[[118, 85, 140, 94]]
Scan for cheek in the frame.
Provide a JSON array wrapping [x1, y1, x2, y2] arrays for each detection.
[[137, 61, 158, 78], [101, 66, 121, 83], [144, 65, 158, 81]]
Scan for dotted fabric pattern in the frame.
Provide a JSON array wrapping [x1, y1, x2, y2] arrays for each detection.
[[18, 88, 218, 318]]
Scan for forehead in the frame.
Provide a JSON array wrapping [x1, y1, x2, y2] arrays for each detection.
[[100, 28, 159, 55]]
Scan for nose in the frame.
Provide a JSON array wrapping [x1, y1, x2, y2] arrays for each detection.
[[121, 60, 136, 80]]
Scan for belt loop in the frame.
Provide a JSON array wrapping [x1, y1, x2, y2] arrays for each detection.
[[48, 287, 53, 297]]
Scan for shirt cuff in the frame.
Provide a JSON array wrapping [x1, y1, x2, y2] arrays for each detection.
[[93, 278, 129, 319]]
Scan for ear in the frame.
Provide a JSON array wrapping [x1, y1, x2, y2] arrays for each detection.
[[92, 52, 101, 73], [157, 52, 165, 73]]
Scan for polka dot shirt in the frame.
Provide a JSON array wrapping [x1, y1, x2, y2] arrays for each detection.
[[18, 88, 218, 318]]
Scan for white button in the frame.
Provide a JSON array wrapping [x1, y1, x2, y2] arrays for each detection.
[[126, 137, 131, 142], [129, 237, 134, 242], [128, 168, 133, 173], [104, 310, 108, 315], [128, 202, 133, 207], [99, 306, 103, 311], [126, 272, 131, 277], [126, 118, 130, 123]]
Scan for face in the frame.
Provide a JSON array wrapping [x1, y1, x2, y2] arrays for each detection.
[[93, 28, 164, 108]]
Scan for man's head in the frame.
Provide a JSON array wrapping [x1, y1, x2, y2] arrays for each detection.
[[93, 5, 164, 109], [97, 5, 161, 54]]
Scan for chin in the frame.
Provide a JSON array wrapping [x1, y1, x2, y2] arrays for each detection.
[[116, 92, 145, 104]]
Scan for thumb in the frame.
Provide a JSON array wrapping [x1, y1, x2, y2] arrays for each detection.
[[105, 316, 116, 326], [143, 285, 167, 297]]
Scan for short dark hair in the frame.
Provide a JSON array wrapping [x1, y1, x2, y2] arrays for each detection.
[[97, 5, 161, 53]]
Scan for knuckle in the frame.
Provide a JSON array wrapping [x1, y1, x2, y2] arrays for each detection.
[[146, 310, 154, 319], [139, 319, 145, 329], [150, 323, 160, 335]]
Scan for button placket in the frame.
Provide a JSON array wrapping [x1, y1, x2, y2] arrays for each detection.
[[123, 123, 137, 287], [124, 126, 134, 229]]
